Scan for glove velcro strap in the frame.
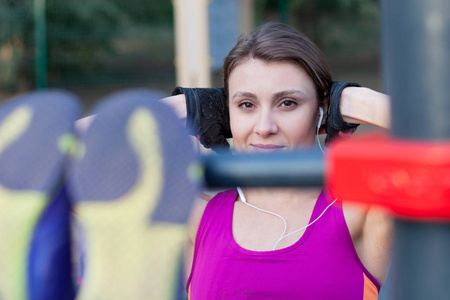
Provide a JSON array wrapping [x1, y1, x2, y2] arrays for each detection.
[[172, 86, 201, 135], [325, 81, 361, 144], [171, 87, 231, 152]]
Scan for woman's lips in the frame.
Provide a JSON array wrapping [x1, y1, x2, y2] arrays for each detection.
[[251, 144, 285, 153]]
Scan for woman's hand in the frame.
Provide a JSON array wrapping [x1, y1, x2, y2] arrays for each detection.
[[323, 81, 361, 144], [170, 87, 232, 153]]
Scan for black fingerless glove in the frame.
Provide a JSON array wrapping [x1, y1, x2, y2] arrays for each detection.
[[172, 87, 231, 153], [324, 81, 361, 144]]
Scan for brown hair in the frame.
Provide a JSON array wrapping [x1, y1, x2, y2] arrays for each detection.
[[223, 22, 332, 106]]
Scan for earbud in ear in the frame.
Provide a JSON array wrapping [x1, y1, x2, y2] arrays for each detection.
[[317, 107, 324, 129], [317, 107, 325, 153]]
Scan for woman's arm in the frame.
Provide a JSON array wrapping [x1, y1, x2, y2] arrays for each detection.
[[184, 193, 211, 284], [74, 94, 188, 133], [160, 94, 187, 122], [161, 86, 391, 143], [74, 115, 96, 133], [339, 87, 393, 285], [340, 87, 391, 129]]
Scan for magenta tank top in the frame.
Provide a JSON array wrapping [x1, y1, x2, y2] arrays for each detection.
[[187, 189, 380, 299]]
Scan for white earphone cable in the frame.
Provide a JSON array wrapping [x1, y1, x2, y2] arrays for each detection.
[[272, 198, 336, 249], [237, 187, 288, 246], [317, 130, 324, 154], [236, 187, 336, 250]]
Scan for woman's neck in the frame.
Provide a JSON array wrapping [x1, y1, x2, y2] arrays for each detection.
[[238, 187, 322, 211]]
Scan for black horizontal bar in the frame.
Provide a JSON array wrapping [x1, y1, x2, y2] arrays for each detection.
[[201, 150, 324, 188]]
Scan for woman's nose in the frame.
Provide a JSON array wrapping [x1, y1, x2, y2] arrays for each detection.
[[254, 110, 278, 137]]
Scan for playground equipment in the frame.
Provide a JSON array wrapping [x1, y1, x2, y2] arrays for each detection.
[[172, 0, 254, 87]]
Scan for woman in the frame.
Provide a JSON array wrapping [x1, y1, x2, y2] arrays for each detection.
[[163, 22, 392, 299]]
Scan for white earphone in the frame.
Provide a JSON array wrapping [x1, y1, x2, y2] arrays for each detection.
[[317, 107, 324, 153], [317, 107, 324, 130]]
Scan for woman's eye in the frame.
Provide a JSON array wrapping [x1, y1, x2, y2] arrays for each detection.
[[239, 102, 254, 109], [280, 100, 296, 107]]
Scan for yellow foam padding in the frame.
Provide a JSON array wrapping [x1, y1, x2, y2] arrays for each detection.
[[58, 133, 78, 156], [0, 106, 48, 300], [0, 106, 32, 153], [76, 108, 188, 300]]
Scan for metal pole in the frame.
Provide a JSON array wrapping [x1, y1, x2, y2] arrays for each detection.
[[203, 150, 324, 188], [173, 0, 211, 87], [33, 0, 48, 89], [240, 0, 254, 35], [383, 0, 450, 140], [381, 0, 450, 299]]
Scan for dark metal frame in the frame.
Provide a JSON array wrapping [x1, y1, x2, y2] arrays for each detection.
[[381, 1, 450, 299]]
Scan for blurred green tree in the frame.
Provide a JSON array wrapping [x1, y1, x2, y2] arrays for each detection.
[[289, 0, 380, 57], [0, 0, 128, 90], [46, 0, 129, 87], [254, 0, 380, 68], [108, 0, 173, 25]]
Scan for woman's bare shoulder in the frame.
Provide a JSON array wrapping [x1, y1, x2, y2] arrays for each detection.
[[184, 191, 216, 281], [187, 192, 215, 243]]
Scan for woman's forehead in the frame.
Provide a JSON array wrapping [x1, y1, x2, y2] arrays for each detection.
[[228, 58, 316, 97]]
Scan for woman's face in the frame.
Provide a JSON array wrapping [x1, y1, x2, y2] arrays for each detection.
[[228, 58, 320, 154]]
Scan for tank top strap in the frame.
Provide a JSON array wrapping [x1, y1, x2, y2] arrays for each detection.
[[194, 189, 237, 249]]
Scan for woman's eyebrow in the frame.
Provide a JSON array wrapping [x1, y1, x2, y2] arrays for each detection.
[[272, 89, 306, 100], [231, 91, 257, 101]]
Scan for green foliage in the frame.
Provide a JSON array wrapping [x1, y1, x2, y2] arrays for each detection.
[[0, 0, 380, 91], [108, 0, 173, 25], [0, 1, 30, 42], [0, 1, 31, 89], [0, 0, 129, 90], [254, 0, 381, 63], [46, 0, 129, 84]]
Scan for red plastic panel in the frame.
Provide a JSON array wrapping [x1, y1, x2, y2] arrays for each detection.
[[326, 134, 450, 220]]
